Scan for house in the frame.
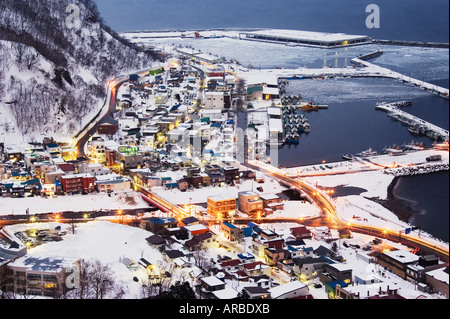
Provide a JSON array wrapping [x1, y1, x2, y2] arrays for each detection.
[[184, 232, 217, 251], [200, 275, 225, 292], [314, 245, 344, 262], [220, 259, 242, 274], [319, 263, 353, 285], [290, 226, 312, 240], [162, 250, 185, 263], [260, 193, 284, 211], [43, 169, 66, 185], [325, 280, 348, 299], [130, 169, 161, 188], [292, 257, 328, 282], [98, 122, 118, 135], [138, 258, 153, 271], [208, 173, 226, 185], [205, 164, 222, 175], [248, 274, 273, 289], [222, 166, 240, 184], [258, 228, 279, 241], [376, 249, 420, 280], [237, 252, 255, 264], [95, 174, 131, 193], [141, 217, 178, 235], [180, 216, 200, 227], [221, 222, 243, 242], [145, 234, 166, 250], [354, 272, 382, 285], [238, 191, 263, 216], [242, 261, 271, 277], [183, 224, 210, 238], [242, 286, 271, 299], [87, 140, 107, 163], [287, 244, 314, 259], [268, 280, 309, 299], [264, 247, 289, 266], [79, 163, 110, 176]]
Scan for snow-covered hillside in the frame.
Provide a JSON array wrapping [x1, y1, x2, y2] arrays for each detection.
[[0, 0, 159, 144]]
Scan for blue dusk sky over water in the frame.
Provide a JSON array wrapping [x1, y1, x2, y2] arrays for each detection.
[[95, 0, 449, 42]]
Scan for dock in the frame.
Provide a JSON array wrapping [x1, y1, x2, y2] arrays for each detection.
[[372, 39, 449, 49], [375, 102, 449, 141], [351, 58, 449, 99]]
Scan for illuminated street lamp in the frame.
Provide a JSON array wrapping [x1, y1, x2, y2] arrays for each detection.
[[118, 209, 123, 224], [29, 216, 36, 223]]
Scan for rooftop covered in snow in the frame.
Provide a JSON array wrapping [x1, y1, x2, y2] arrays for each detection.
[[239, 29, 372, 48]]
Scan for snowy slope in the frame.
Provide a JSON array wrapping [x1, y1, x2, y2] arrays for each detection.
[[0, 0, 156, 147]]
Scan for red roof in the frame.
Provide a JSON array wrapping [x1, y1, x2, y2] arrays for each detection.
[[221, 259, 241, 267], [233, 271, 248, 279], [57, 164, 75, 172], [291, 226, 311, 235], [243, 261, 267, 270]]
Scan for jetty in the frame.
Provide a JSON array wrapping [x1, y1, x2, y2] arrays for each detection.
[[375, 101, 449, 141], [351, 58, 449, 99], [372, 39, 449, 49]]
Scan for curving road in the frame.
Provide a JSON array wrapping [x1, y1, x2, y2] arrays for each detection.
[[246, 160, 449, 262]]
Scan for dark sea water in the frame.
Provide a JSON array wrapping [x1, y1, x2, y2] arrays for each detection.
[[95, 0, 449, 43], [95, 0, 449, 241]]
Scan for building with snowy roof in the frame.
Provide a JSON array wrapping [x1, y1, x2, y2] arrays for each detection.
[[200, 275, 225, 292], [240, 29, 371, 49], [425, 266, 449, 298], [269, 280, 309, 299], [335, 282, 401, 300], [376, 249, 420, 280], [6, 256, 80, 298]]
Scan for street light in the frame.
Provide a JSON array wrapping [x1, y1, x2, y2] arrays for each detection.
[[118, 210, 123, 224]]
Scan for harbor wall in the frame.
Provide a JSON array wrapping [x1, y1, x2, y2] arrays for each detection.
[[373, 39, 449, 49]]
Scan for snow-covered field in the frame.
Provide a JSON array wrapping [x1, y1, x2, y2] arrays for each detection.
[[0, 191, 149, 216]]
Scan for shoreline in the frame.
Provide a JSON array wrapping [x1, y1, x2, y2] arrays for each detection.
[[373, 176, 415, 224]]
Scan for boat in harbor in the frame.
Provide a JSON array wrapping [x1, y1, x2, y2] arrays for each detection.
[[433, 140, 449, 151], [303, 123, 311, 133], [356, 148, 378, 157], [403, 141, 425, 151], [300, 103, 318, 111], [342, 153, 354, 160], [383, 145, 404, 155], [388, 111, 401, 121], [408, 124, 426, 135]]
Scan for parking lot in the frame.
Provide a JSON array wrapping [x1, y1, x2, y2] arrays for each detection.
[[14, 227, 67, 248]]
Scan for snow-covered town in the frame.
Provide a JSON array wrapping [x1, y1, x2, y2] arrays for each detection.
[[0, 1, 449, 302]]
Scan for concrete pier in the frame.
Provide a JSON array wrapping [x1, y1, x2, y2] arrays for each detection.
[[375, 102, 449, 140], [351, 58, 449, 99]]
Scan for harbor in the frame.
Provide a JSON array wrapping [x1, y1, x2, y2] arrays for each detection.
[[375, 101, 449, 141]]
